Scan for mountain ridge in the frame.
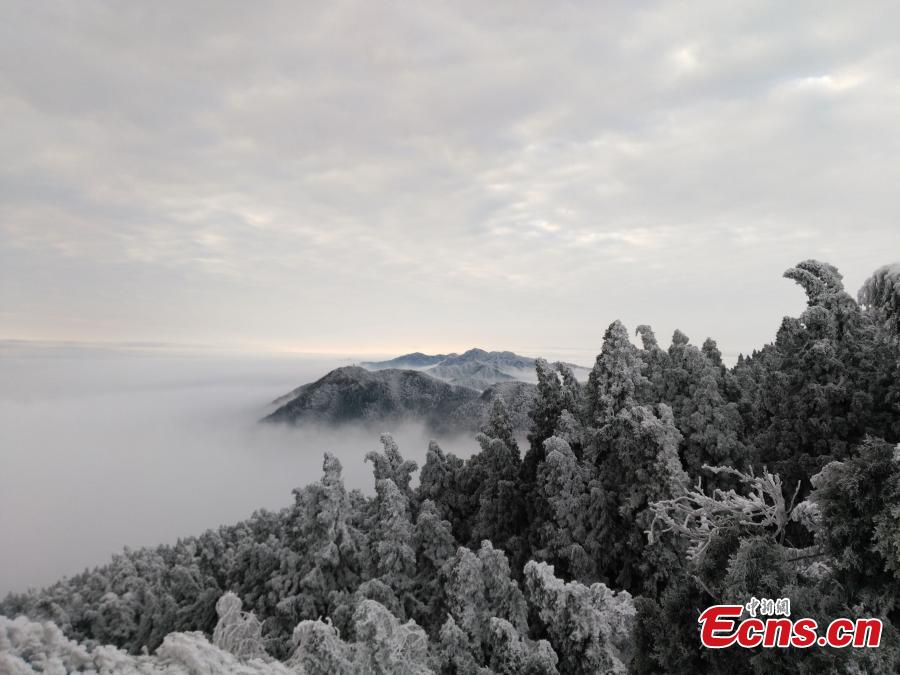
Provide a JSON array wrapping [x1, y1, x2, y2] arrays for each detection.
[[361, 347, 588, 390]]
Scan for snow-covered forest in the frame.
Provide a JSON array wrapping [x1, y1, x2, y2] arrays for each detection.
[[3, 259, 900, 674]]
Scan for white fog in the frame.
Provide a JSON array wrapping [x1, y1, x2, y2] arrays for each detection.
[[0, 344, 480, 597]]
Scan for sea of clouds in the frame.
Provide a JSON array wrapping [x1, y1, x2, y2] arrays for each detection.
[[0, 344, 479, 596]]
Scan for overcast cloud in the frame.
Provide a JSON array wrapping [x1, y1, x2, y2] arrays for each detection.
[[2, 1, 899, 358]]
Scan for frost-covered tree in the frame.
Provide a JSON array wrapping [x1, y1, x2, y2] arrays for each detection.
[[701, 336, 723, 367], [289, 599, 433, 674], [419, 425, 525, 560], [480, 396, 518, 453], [410, 500, 457, 634], [270, 453, 367, 652], [746, 260, 899, 494], [289, 617, 355, 674], [485, 616, 559, 675], [860, 262, 900, 333], [417, 442, 471, 542], [635, 324, 667, 403], [523, 561, 635, 675], [534, 436, 595, 580], [524, 358, 566, 479], [581, 323, 689, 592], [212, 592, 265, 660], [585, 320, 649, 425], [520, 359, 586, 565], [352, 599, 432, 675], [810, 437, 900, 612], [661, 331, 751, 481], [0, 613, 298, 675], [434, 615, 488, 675], [439, 542, 529, 668], [468, 433, 525, 559], [858, 263, 900, 443], [366, 433, 419, 497], [368, 478, 416, 616]]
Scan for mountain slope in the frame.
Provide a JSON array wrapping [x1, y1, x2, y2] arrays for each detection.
[[425, 361, 516, 391], [263, 366, 534, 433]]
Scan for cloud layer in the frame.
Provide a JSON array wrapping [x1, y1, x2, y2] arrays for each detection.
[[2, 1, 899, 357]]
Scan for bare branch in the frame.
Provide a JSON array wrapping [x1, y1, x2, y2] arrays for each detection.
[[647, 464, 798, 565]]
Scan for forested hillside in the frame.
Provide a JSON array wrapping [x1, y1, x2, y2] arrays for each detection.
[[3, 260, 900, 674]]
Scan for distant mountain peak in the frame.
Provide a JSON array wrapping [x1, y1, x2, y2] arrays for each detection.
[[461, 347, 488, 356], [359, 348, 589, 391], [360, 352, 452, 371]]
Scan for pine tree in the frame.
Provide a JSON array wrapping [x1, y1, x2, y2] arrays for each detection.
[[662, 330, 750, 482], [859, 262, 900, 336], [469, 433, 525, 559], [418, 441, 471, 542], [272, 453, 367, 653], [369, 478, 416, 616], [534, 436, 595, 580], [484, 616, 560, 675], [352, 599, 432, 674], [411, 500, 457, 634], [480, 396, 518, 452], [212, 592, 265, 660], [366, 434, 419, 497], [523, 561, 635, 675], [439, 542, 529, 667], [811, 437, 900, 611], [585, 320, 649, 425], [635, 324, 667, 403], [523, 358, 566, 479], [749, 260, 897, 494], [583, 321, 688, 592]]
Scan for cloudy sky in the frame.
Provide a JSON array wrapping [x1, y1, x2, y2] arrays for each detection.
[[2, 1, 899, 360]]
